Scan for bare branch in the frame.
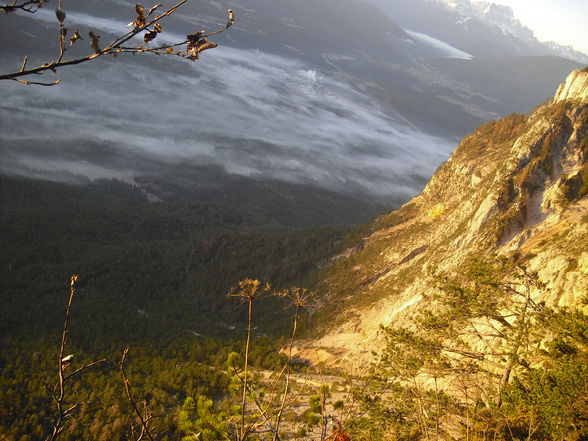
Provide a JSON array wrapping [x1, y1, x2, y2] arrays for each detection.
[[120, 348, 157, 441], [0, 0, 235, 85], [45, 275, 106, 441], [12, 77, 62, 86], [62, 403, 79, 417], [63, 358, 107, 382], [1, 0, 48, 13]]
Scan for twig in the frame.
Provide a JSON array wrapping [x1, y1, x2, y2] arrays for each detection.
[[63, 359, 107, 382], [1, 0, 47, 13], [0, 0, 235, 84], [120, 348, 157, 441], [13, 77, 62, 86], [45, 275, 106, 441]]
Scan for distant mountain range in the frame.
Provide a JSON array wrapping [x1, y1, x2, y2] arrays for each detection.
[[364, 0, 588, 63]]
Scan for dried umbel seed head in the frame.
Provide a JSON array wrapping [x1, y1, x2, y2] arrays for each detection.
[[276, 287, 315, 308], [228, 278, 271, 301]]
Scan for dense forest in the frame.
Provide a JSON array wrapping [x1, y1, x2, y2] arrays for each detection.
[[0, 174, 365, 341], [2, 253, 587, 440], [1, 174, 587, 441], [0, 173, 367, 440]]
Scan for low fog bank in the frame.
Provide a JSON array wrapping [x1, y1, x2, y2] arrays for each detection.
[[0, 12, 455, 203], [405, 30, 474, 60]]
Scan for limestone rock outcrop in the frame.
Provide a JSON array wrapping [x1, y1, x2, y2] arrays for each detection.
[[309, 69, 588, 367], [554, 68, 588, 103]]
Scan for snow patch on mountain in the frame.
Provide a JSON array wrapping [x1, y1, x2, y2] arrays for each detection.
[[428, 0, 533, 41]]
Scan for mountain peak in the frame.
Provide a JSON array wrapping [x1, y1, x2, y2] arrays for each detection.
[[429, 0, 533, 40], [423, 0, 588, 62], [554, 68, 588, 103], [475, 1, 513, 15]]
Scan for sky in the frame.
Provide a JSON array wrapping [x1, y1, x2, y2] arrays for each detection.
[[495, 0, 588, 54]]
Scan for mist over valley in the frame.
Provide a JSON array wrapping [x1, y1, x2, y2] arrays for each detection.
[[1, 0, 583, 209]]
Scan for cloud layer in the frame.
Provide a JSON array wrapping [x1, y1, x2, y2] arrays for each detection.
[[1, 11, 455, 199], [405, 30, 474, 60]]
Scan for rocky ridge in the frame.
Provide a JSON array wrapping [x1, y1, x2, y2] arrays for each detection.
[[303, 69, 588, 367], [554, 68, 588, 102]]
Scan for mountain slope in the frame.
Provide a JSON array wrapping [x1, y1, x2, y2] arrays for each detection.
[[307, 69, 588, 365]]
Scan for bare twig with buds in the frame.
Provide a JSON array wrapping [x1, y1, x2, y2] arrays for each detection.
[[0, 1, 236, 85], [1, 0, 48, 13], [45, 275, 106, 441]]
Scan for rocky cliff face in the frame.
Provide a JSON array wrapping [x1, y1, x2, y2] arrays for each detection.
[[303, 69, 588, 366], [554, 69, 588, 102]]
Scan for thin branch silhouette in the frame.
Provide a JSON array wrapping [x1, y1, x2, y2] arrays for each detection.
[[120, 348, 158, 441], [1, 0, 47, 13], [45, 275, 106, 441], [1, 0, 235, 85]]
